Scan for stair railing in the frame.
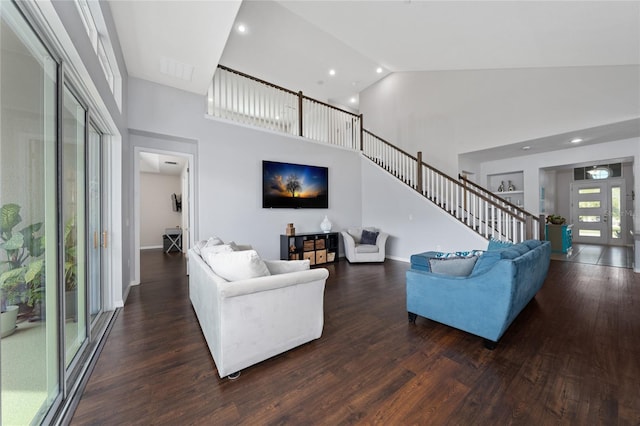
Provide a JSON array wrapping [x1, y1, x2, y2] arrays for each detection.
[[208, 65, 543, 242], [362, 130, 543, 242]]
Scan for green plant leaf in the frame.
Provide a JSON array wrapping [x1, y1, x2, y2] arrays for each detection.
[[24, 259, 44, 283], [1, 232, 24, 251], [0, 204, 21, 234], [0, 266, 25, 287]]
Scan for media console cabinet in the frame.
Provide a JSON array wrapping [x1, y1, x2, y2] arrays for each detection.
[[280, 232, 339, 265]]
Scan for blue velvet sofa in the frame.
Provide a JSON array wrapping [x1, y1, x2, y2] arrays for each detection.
[[406, 240, 551, 347]]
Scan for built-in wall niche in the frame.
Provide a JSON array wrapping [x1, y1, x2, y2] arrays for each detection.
[[488, 171, 524, 207]]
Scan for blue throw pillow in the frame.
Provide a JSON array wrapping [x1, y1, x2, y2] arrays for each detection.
[[487, 238, 513, 251], [360, 229, 379, 245]]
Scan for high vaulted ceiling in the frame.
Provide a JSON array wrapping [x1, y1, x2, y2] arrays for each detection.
[[109, 0, 640, 108], [108, 1, 639, 161]]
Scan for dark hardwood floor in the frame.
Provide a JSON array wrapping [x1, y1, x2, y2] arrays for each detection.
[[71, 249, 640, 425]]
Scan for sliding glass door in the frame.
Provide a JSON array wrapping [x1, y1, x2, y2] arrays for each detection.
[[1, 2, 109, 423], [87, 124, 104, 325], [1, 1, 60, 424], [62, 86, 88, 368]]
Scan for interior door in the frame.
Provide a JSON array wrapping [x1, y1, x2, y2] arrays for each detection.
[[571, 180, 625, 245]]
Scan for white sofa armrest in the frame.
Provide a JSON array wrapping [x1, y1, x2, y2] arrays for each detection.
[[376, 232, 389, 249], [341, 231, 357, 259], [219, 268, 329, 298]]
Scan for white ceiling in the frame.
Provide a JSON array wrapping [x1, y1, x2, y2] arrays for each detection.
[[139, 152, 187, 176], [109, 0, 640, 158], [109, 0, 241, 94]]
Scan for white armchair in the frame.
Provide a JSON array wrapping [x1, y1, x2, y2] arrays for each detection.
[[341, 227, 389, 263]]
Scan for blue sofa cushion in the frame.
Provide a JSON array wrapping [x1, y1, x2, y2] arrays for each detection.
[[428, 256, 478, 276], [523, 239, 543, 249], [511, 243, 530, 255], [470, 250, 503, 275], [487, 238, 514, 251]]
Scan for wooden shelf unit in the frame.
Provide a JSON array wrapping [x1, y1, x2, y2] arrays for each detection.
[[280, 232, 339, 265]]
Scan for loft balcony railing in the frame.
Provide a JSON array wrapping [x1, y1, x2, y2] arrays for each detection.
[[208, 65, 361, 150], [207, 64, 543, 243]]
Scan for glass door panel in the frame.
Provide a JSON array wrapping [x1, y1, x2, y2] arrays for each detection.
[[88, 124, 102, 324], [1, 2, 59, 424], [572, 182, 607, 244], [611, 186, 621, 241], [62, 86, 87, 367]]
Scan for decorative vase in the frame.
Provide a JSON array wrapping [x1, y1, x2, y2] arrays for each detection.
[[507, 180, 515, 191], [320, 215, 332, 233], [497, 181, 504, 192]]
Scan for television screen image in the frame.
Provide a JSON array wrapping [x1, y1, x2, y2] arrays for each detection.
[[262, 160, 328, 208]]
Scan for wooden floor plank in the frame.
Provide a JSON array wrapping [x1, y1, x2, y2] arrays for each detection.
[[71, 250, 640, 425]]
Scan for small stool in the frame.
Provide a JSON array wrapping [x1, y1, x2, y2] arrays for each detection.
[[163, 229, 182, 253]]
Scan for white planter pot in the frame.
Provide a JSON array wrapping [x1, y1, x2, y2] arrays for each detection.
[[1, 305, 18, 337]]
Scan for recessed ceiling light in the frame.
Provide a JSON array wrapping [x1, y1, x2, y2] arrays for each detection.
[[237, 24, 247, 33], [376, 67, 383, 74], [329, 69, 336, 76], [570, 138, 583, 144], [350, 97, 357, 104], [521, 146, 531, 151]]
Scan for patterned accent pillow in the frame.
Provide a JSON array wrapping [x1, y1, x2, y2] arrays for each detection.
[[435, 250, 484, 258]]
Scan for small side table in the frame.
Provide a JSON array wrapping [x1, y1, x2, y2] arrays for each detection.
[[163, 228, 182, 253], [545, 224, 573, 254]]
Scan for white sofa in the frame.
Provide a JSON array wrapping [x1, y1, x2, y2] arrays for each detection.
[[188, 246, 329, 378], [341, 227, 389, 263]]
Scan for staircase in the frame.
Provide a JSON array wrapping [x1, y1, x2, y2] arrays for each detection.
[[208, 65, 544, 243]]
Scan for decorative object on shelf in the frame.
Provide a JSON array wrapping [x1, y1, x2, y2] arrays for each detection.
[[285, 223, 295, 236], [320, 215, 332, 233], [507, 180, 515, 191], [497, 181, 504, 192], [546, 214, 566, 225]]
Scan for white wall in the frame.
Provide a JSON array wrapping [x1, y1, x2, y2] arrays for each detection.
[[127, 78, 362, 260], [361, 159, 488, 260], [360, 66, 640, 176], [140, 172, 182, 248]]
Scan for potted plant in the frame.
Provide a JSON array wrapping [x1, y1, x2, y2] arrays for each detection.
[[0, 203, 45, 336], [546, 214, 566, 225]]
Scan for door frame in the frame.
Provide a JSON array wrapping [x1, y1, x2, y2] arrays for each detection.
[[133, 146, 195, 287]]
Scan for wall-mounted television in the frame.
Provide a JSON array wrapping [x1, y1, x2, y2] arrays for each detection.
[[262, 160, 328, 209]]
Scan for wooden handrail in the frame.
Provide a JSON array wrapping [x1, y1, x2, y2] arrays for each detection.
[[218, 64, 299, 96], [301, 95, 361, 118], [363, 129, 417, 161]]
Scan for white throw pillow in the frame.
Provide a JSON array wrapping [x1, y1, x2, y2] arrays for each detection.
[[201, 244, 235, 266], [205, 236, 224, 247], [206, 249, 271, 282]]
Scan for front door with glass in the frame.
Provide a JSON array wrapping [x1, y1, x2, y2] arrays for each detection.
[[571, 180, 625, 245]]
